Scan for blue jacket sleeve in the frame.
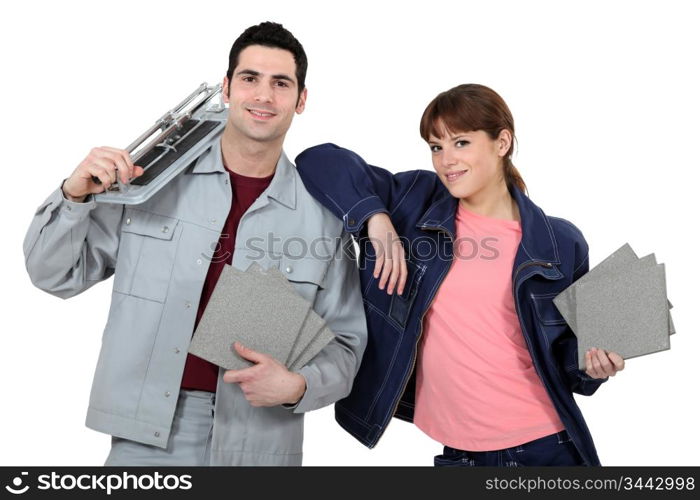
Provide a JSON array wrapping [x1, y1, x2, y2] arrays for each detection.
[[295, 143, 444, 235]]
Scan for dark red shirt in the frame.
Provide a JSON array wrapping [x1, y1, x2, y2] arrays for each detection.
[[180, 167, 274, 392]]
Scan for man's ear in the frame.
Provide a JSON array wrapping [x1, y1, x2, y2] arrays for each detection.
[[295, 87, 308, 114], [222, 76, 230, 104]]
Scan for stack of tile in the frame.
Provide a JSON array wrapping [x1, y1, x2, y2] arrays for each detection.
[[553, 243, 674, 370], [189, 262, 334, 371]]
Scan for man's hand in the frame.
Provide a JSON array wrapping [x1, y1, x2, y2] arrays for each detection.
[[367, 212, 407, 295], [585, 347, 625, 379], [222, 342, 306, 407], [62, 146, 144, 202]]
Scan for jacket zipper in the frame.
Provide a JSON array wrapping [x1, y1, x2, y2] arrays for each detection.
[[372, 243, 583, 460], [511, 259, 588, 464], [511, 260, 553, 389], [373, 226, 454, 446], [390, 258, 547, 431]]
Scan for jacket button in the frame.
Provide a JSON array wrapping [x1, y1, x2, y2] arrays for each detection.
[[348, 218, 356, 226], [162, 226, 169, 233], [545, 262, 553, 268], [165, 391, 171, 397], [125, 218, 131, 225], [185, 301, 191, 309], [196, 259, 202, 265], [154, 431, 160, 437], [285, 266, 293, 274], [174, 347, 180, 354]]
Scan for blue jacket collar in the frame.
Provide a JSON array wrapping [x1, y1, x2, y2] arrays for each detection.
[[415, 184, 562, 268]]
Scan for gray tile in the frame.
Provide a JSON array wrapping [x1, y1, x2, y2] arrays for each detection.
[[287, 309, 334, 370], [575, 262, 670, 369], [289, 325, 335, 372], [554, 243, 674, 336], [188, 263, 312, 370], [554, 243, 639, 332]]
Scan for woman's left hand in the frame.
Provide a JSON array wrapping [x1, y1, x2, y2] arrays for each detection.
[[585, 348, 625, 379]]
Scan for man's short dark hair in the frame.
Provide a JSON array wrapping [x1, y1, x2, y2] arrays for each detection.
[[226, 22, 308, 97]]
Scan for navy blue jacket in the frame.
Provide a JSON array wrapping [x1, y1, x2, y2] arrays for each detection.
[[295, 143, 607, 466]]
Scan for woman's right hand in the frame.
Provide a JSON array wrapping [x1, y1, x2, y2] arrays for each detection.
[[62, 146, 144, 202], [367, 212, 407, 295]]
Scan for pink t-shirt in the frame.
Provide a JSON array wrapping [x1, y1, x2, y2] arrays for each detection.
[[413, 202, 564, 451]]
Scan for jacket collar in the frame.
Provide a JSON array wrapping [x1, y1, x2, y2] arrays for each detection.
[[188, 137, 297, 210], [416, 183, 561, 267], [510, 185, 561, 267]]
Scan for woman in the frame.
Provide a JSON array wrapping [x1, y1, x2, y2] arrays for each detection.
[[295, 84, 624, 466]]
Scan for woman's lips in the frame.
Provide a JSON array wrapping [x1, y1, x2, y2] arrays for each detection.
[[445, 170, 468, 182]]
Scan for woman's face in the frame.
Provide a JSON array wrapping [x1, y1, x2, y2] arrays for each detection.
[[427, 123, 510, 200]]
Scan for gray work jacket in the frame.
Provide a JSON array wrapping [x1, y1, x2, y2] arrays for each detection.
[[23, 137, 367, 465]]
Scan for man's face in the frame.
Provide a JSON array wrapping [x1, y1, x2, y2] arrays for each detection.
[[222, 45, 307, 145]]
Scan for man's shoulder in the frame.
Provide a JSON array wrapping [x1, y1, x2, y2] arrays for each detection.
[[291, 165, 344, 232]]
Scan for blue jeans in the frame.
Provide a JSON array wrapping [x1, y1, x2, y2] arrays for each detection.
[[434, 430, 587, 467]]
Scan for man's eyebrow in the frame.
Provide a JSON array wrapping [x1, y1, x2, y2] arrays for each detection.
[[235, 69, 260, 77], [235, 69, 296, 84], [272, 74, 295, 84]]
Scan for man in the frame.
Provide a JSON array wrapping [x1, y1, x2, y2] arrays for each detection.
[[23, 22, 367, 466]]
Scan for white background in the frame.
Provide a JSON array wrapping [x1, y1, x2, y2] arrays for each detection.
[[2, 0, 698, 466]]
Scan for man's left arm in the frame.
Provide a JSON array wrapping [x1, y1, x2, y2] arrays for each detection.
[[290, 230, 367, 413], [223, 230, 367, 410]]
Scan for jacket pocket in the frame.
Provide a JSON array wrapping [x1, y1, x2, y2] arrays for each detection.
[[531, 292, 567, 326], [278, 255, 328, 304], [113, 208, 181, 303], [530, 292, 568, 347], [236, 252, 328, 304], [365, 259, 425, 330]]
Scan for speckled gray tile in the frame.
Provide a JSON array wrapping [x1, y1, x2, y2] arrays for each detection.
[[290, 324, 335, 372], [554, 244, 674, 336], [188, 263, 312, 370], [574, 263, 670, 370], [554, 243, 639, 332], [287, 308, 334, 370]]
